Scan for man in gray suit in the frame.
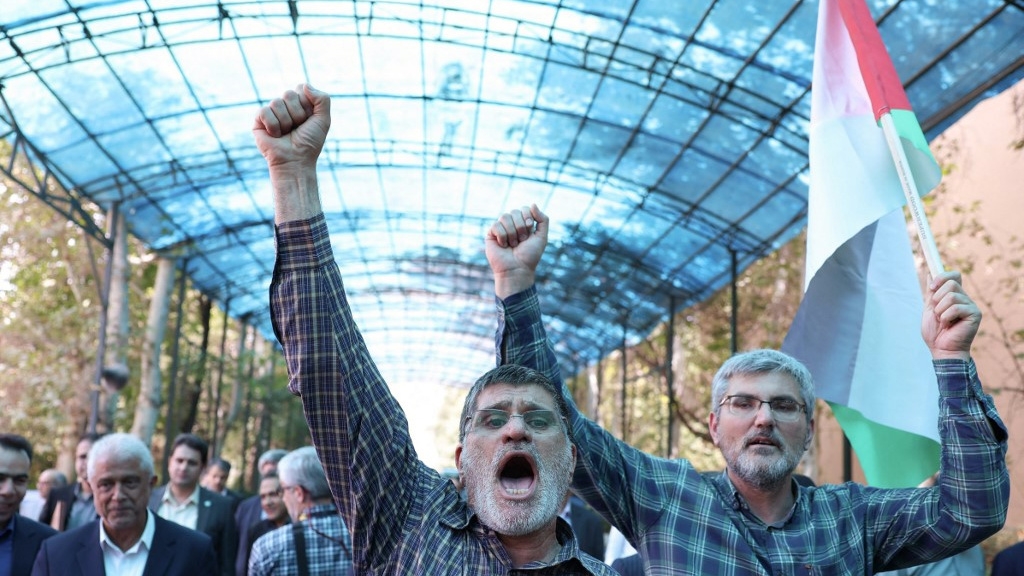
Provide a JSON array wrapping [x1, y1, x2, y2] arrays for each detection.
[[149, 434, 236, 576], [31, 433, 217, 576]]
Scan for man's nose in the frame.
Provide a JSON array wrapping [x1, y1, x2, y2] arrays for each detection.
[[0, 478, 13, 495], [752, 402, 778, 426], [502, 414, 532, 441]]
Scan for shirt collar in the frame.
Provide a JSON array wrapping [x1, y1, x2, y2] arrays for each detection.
[[74, 483, 92, 501], [714, 470, 801, 528], [162, 485, 200, 506], [0, 513, 16, 537], [99, 509, 156, 553]]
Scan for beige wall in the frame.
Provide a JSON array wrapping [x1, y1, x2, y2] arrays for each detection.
[[813, 79, 1024, 539]]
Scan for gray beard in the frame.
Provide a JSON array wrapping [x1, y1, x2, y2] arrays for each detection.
[[461, 441, 573, 536], [728, 436, 804, 491]]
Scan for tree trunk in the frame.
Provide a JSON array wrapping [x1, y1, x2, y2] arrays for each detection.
[[221, 319, 248, 445], [180, 296, 212, 433], [131, 257, 176, 444], [99, 208, 131, 432]]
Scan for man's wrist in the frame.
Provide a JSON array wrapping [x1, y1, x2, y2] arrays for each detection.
[[271, 166, 322, 224], [494, 269, 535, 299], [930, 350, 971, 362]]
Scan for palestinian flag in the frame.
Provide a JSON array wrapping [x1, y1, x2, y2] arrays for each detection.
[[781, 0, 943, 489]]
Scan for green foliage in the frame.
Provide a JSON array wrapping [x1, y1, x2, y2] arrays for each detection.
[[557, 235, 806, 469], [1, 150, 302, 484]]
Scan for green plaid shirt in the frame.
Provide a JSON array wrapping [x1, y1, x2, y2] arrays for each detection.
[[496, 287, 1009, 575], [270, 214, 617, 576]]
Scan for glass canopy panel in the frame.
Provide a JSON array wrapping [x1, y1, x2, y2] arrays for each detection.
[[1, 0, 1020, 389]]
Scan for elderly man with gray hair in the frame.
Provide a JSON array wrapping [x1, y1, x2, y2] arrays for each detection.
[[31, 433, 217, 576], [248, 447, 351, 575]]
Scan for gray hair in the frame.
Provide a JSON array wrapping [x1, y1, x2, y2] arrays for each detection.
[[40, 469, 68, 487], [278, 446, 332, 500], [258, 449, 289, 470], [458, 364, 572, 443], [87, 433, 155, 480], [710, 349, 815, 424]]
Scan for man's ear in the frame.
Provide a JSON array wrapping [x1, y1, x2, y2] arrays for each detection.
[[455, 444, 463, 473], [708, 412, 720, 446], [804, 418, 815, 450]]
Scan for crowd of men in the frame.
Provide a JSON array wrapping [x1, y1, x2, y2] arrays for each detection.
[[1, 84, 1019, 576], [0, 435, 351, 576]]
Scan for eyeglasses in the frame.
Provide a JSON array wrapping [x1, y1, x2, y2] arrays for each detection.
[[465, 408, 564, 435], [719, 395, 806, 422]]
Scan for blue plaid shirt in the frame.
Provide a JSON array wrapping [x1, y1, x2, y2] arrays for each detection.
[[497, 287, 1009, 575], [270, 214, 617, 576], [248, 504, 352, 575]]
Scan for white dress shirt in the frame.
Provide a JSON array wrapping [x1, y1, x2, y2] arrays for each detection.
[[100, 509, 156, 576]]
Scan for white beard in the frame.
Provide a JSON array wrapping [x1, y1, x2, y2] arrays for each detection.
[[461, 441, 574, 536]]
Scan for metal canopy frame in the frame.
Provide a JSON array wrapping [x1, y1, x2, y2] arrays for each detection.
[[2, 0, 1022, 388]]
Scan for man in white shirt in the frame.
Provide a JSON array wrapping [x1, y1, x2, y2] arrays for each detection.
[[148, 434, 236, 576], [31, 433, 217, 576]]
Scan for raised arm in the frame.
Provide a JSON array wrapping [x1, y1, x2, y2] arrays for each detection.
[[253, 84, 329, 223], [258, 84, 421, 568], [486, 205, 689, 544], [872, 271, 1008, 568]]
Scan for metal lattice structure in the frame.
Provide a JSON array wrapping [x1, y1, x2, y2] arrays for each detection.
[[2, 0, 1022, 387]]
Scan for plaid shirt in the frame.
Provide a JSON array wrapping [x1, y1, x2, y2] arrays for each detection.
[[497, 287, 1010, 576], [248, 504, 352, 575], [270, 214, 617, 576]]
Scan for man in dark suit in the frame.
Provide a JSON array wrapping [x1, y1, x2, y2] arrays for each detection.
[[992, 540, 1024, 576], [38, 434, 104, 532], [31, 432, 218, 576], [201, 458, 244, 511], [233, 448, 287, 576], [149, 434, 236, 576], [0, 433, 57, 576], [560, 494, 608, 561]]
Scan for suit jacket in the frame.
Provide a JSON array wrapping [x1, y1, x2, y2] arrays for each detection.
[[11, 515, 57, 576], [567, 497, 608, 561], [992, 541, 1024, 576], [224, 489, 245, 510], [149, 485, 237, 576], [30, 513, 217, 576], [38, 484, 95, 532], [610, 554, 644, 576], [233, 495, 262, 576]]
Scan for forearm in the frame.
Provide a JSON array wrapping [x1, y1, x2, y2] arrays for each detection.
[[270, 214, 417, 566], [933, 360, 1008, 534], [495, 287, 647, 532], [271, 164, 322, 224], [874, 359, 1009, 567]]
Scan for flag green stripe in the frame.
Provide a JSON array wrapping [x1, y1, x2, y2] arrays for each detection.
[[889, 109, 935, 163], [828, 401, 939, 488]]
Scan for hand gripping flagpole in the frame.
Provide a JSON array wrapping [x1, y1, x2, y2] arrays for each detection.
[[878, 113, 945, 279]]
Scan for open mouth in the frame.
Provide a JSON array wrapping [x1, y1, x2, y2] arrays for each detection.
[[746, 436, 780, 450], [497, 453, 537, 499]]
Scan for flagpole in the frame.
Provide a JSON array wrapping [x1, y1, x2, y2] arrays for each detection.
[[878, 113, 945, 278]]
